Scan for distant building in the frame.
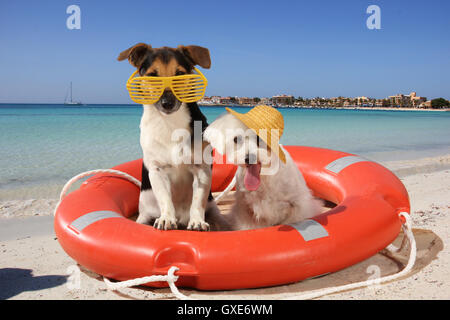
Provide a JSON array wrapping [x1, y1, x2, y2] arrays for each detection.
[[260, 97, 271, 105], [210, 96, 221, 104], [409, 92, 427, 107], [355, 96, 369, 106], [238, 97, 255, 105], [389, 92, 426, 107], [330, 97, 342, 105], [219, 96, 233, 104], [272, 94, 294, 105], [419, 100, 432, 109], [389, 94, 409, 107], [198, 96, 212, 104], [375, 99, 384, 107]]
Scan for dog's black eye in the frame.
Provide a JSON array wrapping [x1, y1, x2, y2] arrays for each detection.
[[175, 70, 186, 76], [147, 71, 158, 77], [234, 135, 243, 144]]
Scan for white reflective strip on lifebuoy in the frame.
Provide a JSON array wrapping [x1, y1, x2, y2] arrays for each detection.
[[69, 211, 123, 233], [325, 155, 369, 174], [289, 219, 328, 241]]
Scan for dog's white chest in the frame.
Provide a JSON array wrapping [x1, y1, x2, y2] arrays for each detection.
[[140, 104, 191, 164]]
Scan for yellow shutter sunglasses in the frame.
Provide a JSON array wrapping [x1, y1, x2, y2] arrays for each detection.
[[126, 67, 208, 105]]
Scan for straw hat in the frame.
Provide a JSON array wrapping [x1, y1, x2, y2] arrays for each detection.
[[225, 105, 286, 163]]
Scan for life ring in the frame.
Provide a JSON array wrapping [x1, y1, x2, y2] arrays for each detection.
[[54, 146, 410, 290]]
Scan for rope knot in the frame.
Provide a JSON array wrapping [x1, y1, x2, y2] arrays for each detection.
[[167, 266, 180, 282]]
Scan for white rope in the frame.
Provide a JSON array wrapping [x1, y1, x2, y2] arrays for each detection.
[[103, 266, 191, 300], [214, 174, 236, 203], [100, 212, 415, 300], [53, 169, 141, 216], [385, 228, 409, 253], [284, 212, 416, 300]]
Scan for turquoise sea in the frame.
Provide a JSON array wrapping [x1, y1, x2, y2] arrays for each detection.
[[1, 104, 449, 200]]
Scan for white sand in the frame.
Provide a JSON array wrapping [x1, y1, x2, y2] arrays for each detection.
[[1, 155, 449, 300]]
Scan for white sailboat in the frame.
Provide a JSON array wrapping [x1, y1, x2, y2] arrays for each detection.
[[64, 82, 82, 105]]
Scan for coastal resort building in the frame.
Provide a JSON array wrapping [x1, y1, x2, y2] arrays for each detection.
[[418, 100, 432, 109], [219, 96, 233, 105], [389, 92, 427, 108], [355, 96, 370, 107], [210, 96, 222, 104], [329, 97, 348, 107], [375, 99, 384, 107], [409, 92, 427, 107], [238, 97, 256, 105], [198, 96, 213, 104], [389, 94, 409, 107], [260, 97, 271, 105], [272, 94, 294, 106]]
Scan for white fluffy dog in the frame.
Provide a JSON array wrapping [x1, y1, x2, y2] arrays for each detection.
[[204, 112, 322, 230]]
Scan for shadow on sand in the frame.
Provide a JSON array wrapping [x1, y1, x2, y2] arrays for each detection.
[[0, 268, 67, 300]]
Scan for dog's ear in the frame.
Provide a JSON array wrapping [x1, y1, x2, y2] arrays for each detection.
[[117, 43, 152, 68], [178, 45, 211, 69]]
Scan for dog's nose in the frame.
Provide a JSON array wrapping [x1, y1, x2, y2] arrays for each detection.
[[245, 154, 257, 165], [160, 90, 176, 110]]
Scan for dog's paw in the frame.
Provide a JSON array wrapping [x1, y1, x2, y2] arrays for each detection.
[[187, 218, 210, 231], [153, 216, 178, 230], [136, 213, 155, 225]]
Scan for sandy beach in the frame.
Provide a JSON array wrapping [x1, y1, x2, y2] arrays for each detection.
[[1, 154, 449, 300]]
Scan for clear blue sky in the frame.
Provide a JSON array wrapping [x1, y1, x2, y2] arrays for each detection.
[[0, 0, 449, 103]]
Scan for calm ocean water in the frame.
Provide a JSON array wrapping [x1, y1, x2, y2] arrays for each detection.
[[1, 104, 449, 200]]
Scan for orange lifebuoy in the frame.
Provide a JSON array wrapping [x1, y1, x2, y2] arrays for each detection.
[[54, 146, 410, 290]]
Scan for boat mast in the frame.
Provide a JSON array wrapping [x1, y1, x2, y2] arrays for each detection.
[[70, 82, 73, 103]]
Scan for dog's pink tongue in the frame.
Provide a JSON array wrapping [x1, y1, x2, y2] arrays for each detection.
[[244, 163, 261, 191]]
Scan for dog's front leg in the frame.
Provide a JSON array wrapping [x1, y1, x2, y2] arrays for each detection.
[[187, 164, 211, 231], [148, 166, 177, 230]]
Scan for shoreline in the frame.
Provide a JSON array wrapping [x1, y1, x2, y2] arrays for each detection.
[[199, 104, 450, 112], [4, 103, 448, 112], [2, 150, 449, 203], [1, 153, 449, 219], [318, 106, 450, 112]]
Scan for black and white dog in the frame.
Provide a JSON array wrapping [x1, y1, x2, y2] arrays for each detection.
[[118, 43, 226, 231]]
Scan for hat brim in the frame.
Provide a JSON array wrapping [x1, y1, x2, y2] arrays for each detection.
[[226, 107, 286, 163]]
